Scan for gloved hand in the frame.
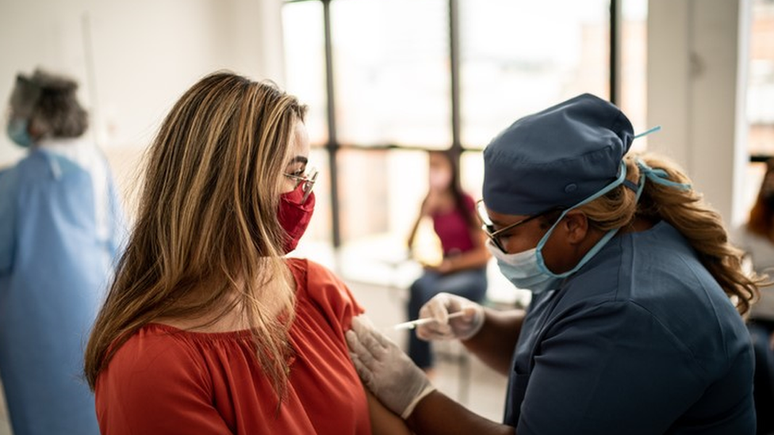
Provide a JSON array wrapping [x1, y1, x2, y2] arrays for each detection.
[[416, 292, 484, 341], [346, 316, 435, 419]]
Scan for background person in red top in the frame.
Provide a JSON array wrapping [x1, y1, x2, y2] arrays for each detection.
[[406, 150, 490, 374], [83, 72, 409, 435]]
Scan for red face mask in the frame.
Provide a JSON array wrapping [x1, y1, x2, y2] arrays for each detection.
[[278, 182, 316, 253]]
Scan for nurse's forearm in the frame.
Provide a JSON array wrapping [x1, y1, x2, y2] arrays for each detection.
[[462, 308, 524, 376], [406, 390, 515, 435]]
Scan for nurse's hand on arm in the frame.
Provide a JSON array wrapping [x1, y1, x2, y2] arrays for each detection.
[[347, 316, 515, 435], [416, 293, 525, 376]]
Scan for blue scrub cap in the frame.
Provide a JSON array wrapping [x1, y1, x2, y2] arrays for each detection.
[[483, 93, 634, 216]]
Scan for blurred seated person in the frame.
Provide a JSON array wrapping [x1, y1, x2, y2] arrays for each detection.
[[406, 150, 490, 374], [733, 157, 774, 435]]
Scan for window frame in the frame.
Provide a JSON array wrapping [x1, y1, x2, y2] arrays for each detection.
[[284, 0, 625, 248]]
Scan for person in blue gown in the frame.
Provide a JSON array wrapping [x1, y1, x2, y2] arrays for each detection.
[[346, 94, 764, 435], [0, 69, 125, 435]]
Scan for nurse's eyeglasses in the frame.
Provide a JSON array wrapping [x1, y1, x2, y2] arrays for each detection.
[[476, 199, 560, 253], [284, 167, 318, 204]]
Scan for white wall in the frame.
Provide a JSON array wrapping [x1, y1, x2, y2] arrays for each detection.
[[0, 1, 285, 432], [647, 0, 751, 227], [0, 0, 286, 166]]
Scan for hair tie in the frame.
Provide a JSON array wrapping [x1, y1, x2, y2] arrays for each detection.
[[623, 179, 639, 192], [634, 125, 662, 139], [635, 158, 691, 191]]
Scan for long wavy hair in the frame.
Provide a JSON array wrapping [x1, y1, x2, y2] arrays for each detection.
[[574, 153, 763, 315], [84, 72, 307, 402]]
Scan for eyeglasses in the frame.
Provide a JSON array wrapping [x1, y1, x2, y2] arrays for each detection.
[[284, 167, 318, 204], [476, 199, 558, 253]]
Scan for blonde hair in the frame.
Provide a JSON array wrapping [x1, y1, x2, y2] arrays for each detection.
[[84, 72, 307, 403], [577, 153, 763, 315]]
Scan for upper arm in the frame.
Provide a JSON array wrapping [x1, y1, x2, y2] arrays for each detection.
[[305, 259, 364, 331], [366, 387, 413, 435]]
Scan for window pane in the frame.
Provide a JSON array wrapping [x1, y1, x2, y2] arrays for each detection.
[[748, 0, 774, 156], [459, 0, 610, 149], [460, 150, 485, 202], [282, 1, 328, 145], [742, 0, 774, 217], [330, 0, 451, 148], [337, 149, 428, 284], [620, 0, 649, 152]]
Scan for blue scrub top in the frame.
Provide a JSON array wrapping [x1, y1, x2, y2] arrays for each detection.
[[505, 221, 755, 434], [0, 147, 125, 435]]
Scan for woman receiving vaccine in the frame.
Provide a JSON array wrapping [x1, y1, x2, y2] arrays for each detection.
[[84, 72, 409, 435]]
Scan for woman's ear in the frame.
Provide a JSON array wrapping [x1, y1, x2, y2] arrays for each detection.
[[561, 211, 589, 244]]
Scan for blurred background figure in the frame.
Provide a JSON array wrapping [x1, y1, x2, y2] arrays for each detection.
[[405, 150, 489, 374], [0, 69, 125, 435], [734, 158, 774, 435]]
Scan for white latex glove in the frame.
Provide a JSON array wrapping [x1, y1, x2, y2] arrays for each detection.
[[416, 292, 484, 341], [346, 316, 435, 419]]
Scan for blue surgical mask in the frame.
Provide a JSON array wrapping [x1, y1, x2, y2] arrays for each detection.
[[487, 242, 561, 294], [7, 118, 32, 148], [490, 161, 629, 294]]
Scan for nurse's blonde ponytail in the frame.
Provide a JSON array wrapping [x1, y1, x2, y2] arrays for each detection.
[[578, 153, 763, 316]]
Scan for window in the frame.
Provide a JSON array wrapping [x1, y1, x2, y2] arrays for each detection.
[[459, 0, 611, 149], [742, 0, 774, 217], [620, 0, 648, 151], [748, 0, 774, 158], [283, 1, 328, 145], [282, 0, 644, 286], [330, 0, 451, 148]]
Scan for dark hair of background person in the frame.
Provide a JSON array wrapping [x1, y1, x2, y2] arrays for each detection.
[[746, 159, 774, 240], [26, 69, 88, 138]]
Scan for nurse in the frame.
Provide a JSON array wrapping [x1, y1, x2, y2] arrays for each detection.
[[0, 69, 125, 435], [347, 93, 762, 434]]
